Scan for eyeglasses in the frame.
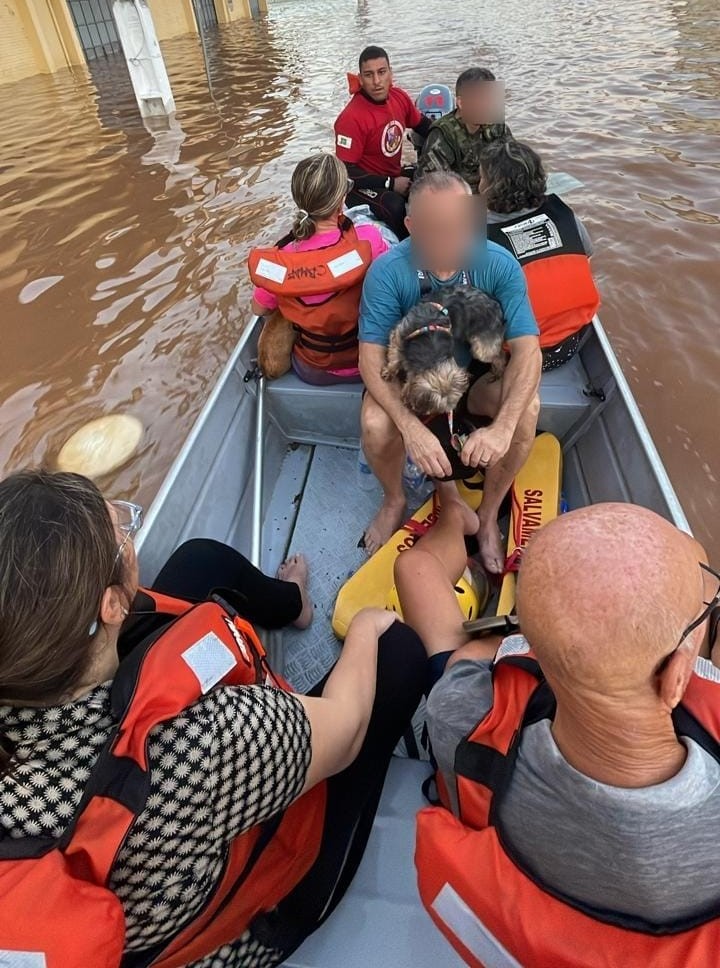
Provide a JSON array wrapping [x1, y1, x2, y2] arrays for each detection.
[[88, 501, 144, 637], [109, 500, 143, 575], [656, 562, 720, 673]]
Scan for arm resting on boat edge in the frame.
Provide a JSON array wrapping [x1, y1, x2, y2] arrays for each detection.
[[296, 609, 394, 794]]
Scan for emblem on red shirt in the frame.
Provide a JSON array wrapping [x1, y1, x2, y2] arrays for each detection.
[[381, 120, 404, 157]]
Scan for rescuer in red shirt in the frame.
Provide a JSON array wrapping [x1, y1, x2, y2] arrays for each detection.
[[334, 46, 433, 239]]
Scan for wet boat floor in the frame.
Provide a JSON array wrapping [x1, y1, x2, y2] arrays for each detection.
[[266, 442, 504, 692]]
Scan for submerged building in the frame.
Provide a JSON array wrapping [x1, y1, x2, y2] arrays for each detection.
[[0, 0, 265, 85]]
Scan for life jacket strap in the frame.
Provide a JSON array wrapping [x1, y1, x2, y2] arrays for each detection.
[[294, 324, 359, 353], [417, 268, 470, 296]]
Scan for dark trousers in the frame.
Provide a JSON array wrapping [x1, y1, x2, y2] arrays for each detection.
[[347, 186, 408, 240], [118, 539, 303, 660], [124, 539, 427, 959], [152, 538, 302, 628]]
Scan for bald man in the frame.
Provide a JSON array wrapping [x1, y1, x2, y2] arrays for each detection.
[[397, 501, 720, 927]]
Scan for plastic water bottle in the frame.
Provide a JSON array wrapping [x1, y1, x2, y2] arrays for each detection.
[[357, 447, 376, 491], [402, 456, 427, 499]]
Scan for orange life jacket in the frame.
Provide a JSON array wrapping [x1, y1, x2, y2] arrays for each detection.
[[416, 639, 720, 968], [486, 194, 600, 348], [0, 589, 325, 968], [247, 220, 373, 371]]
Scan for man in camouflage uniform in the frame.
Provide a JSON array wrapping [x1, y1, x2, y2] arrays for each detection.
[[417, 68, 512, 193]]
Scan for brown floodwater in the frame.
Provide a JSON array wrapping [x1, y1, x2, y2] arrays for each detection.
[[1, 0, 719, 556]]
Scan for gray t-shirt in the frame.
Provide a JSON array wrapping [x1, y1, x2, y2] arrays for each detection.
[[426, 648, 720, 925]]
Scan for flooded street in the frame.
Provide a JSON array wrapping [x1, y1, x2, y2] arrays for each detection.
[[1, 0, 718, 555]]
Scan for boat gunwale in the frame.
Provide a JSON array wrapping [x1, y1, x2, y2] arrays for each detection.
[[135, 315, 260, 558], [589, 315, 690, 534]]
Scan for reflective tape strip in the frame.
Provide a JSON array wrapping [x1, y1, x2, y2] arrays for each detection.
[[0, 953, 48, 968], [431, 883, 523, 968]]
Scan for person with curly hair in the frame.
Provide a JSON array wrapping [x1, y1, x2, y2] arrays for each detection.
[[481, 139, 600, 370]]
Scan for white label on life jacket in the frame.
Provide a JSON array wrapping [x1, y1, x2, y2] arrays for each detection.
[[501, 212, 562, 259], [182, 632, 237, 693], [327, 248, 364, 278], [431, 883, 523, 968], [0, 953, 48, 968], [255, 257, 287, 284], [336, 133, 353, 149]]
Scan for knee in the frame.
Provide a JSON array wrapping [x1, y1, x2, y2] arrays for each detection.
[[393, 547, 417, 587], [362, 395, 399, 443], [378, 619, 427, 672], [393, 543, 436, 591]]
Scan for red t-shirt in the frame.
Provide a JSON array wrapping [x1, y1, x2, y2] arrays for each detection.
[[334, 87, 423, 178]]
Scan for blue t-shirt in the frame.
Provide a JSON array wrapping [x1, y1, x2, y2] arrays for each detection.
[[359, 238, 539, 350]]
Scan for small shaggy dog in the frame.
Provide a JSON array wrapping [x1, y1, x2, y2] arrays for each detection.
[[382, 285, 506, 416]]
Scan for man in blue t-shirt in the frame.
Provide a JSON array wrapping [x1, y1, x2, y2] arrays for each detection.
[[358, 171, 541, 570]]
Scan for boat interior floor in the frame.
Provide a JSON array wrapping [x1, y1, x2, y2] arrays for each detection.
[[283, 758, 466, 968]]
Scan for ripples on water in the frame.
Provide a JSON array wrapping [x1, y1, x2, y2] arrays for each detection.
[[0, 0, 718, 553]]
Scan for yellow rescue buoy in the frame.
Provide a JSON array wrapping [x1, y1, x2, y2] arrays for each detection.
[[57, 415, 143, 479]]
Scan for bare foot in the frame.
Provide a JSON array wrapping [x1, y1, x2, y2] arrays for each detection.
[[277, 554, 314, 629], [437, 482, 477, 535], [362, 497, 406, 556], [476, 516, 505, 574]]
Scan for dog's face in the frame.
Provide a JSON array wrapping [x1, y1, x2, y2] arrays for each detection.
[[401, 360, 470, 416], [382, 294, 505, 415], [383, 302, 456, 388]]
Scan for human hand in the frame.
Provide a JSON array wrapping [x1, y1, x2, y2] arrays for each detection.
[[393, 176, 412, 197], [352, 607, 399, 638], [461, 424, 514, 468], [401, 418, 453, 478]]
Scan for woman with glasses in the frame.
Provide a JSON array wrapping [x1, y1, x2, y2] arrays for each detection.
[[249, 152, 390, 386], [0, 469, 427, 966]]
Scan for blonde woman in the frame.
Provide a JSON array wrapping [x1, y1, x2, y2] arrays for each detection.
[[249, 152, 389, 385]]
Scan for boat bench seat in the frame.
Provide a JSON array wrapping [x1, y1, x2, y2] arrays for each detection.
[[281, 758, 465, 968], [265, 353, 592, 447]]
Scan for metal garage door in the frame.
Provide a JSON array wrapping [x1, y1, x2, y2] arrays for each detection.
[[67, 0, 121, 60]]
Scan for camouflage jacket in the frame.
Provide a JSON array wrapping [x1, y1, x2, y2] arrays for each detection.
[[416, 110, 512, 192]]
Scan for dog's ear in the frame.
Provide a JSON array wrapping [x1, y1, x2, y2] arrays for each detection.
[[469, 333, 505, 364]]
